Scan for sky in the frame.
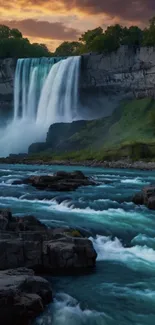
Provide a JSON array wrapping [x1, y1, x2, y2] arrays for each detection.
[[0, 0, 155, 51]]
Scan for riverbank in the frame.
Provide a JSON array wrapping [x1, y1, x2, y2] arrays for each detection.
[[1, 157, 155, 170]]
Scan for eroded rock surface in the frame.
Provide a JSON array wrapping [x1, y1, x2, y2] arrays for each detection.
[[0, 267, 52, 325], [133, 186, 155, 210], [0, 210, 97, 272], [22, 170, 95, 191]]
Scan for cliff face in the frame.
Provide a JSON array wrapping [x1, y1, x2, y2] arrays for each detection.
[[1, 47, 155, 119], [0, 58, 16, 118], [81, 46, 155, 100]]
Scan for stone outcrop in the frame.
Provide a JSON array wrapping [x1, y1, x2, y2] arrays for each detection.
[[133, 186, 155, 209], [0, 268, 52, 325], [0, 210, 97, 272], [0, 59, 16, 118], [2, 46, 155, 120], [29, 120, 87, 154], [81, 46, 155, 99], [21, 170, 95, 191]]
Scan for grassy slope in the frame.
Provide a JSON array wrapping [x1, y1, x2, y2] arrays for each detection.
[[29, 98, 155, 161]]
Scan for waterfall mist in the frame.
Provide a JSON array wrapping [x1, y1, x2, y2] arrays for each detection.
[[0, 56, 81, 157]]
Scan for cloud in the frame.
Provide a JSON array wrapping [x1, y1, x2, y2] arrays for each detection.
[[0, 1, 155, 22], [0, 19, 79, 41], [16, 1, 155, 21]]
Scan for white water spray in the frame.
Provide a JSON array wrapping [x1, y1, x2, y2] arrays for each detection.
[[0, 56, 81, 157]]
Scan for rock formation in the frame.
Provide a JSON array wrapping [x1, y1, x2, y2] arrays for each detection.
[[0, 59, 16, 118], [133, 186, 155, 209], [0, 209, 97, 272], [21, 170, 95, 191], [0, 268, 52, 325]]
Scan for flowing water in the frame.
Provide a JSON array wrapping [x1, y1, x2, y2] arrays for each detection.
[[0, 56, 81, 157], [0, 164, 155, 324]]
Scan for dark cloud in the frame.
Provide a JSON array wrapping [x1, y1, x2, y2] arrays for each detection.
[[27, 0, 155, 21], [0, 19, 79, 40]]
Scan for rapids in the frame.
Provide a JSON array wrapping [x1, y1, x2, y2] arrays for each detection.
[[0, 164, 155, 324]]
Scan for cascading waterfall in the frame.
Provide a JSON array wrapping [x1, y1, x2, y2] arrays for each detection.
[[0, 56, 81, 157]]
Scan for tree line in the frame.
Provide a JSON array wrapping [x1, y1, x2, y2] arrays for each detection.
[[0, 25, 51, 58], [1, 17, 155, 58], [55, 17, 155, 56]]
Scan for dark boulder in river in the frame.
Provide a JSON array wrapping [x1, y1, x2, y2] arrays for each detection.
[[0, 210, 97, 273], [0, 268, 52, 325], [133, 186, 155, 209], [22, 170, 95, 191]]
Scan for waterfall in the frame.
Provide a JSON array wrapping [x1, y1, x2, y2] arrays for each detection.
[[0, 56, 81, 157]]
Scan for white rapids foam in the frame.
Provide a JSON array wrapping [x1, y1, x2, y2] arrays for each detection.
[[90, 235, 155, 272], [36, 293, 109, 325]]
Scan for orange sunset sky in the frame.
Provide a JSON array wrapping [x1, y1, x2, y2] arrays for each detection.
[[0, 0, 154, 51]]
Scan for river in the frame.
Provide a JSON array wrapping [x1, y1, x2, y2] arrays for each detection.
[[0, 164, 155, 325]]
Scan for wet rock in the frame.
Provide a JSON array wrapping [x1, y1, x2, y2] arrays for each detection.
[[133, 186, 155, 210], [0, 209, 13, 231], [0, 268, 52, 325], [147, 196, 155, 210], [43, 236, 97, 271], [132, 192, 144, 205], [0, 211, 97, 272], [23, 170, 95, 192]]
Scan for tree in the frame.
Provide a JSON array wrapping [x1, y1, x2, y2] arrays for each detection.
[[0, 24, 52, 58], [0, 25, 11, 39], [79, 27, 103, 51], [122, 26, 143, 46], [10, 28, 22, 39], [55, 41, 83, 56], [143, 17, 155, 46]]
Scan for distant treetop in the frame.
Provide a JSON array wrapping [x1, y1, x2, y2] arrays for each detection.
[[1, 17, 155, 58]]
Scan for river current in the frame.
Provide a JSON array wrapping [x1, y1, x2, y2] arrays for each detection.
[[0, 164, 155, 325]]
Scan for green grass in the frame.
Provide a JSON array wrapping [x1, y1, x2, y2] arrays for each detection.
[[28, 98, 155, 161]]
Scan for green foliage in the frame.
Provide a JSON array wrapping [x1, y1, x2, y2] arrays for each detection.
[[54, 16, 155, 55], [2, 16, 155, 58], [122, 26, 143, 46], [143, 17, 155, 46], [55, 41, 83, 56], [0, 24, 51, 58], [34, 98, 155, 162]]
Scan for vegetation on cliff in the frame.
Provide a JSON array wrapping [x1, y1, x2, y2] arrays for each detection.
[[28, 98, 155, 162], [55, 16, 155, 56], [0, 25, 51, 58], [1, 16, 155, 58]]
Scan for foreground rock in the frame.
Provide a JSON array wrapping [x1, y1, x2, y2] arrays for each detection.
[[0, 210, 97, 272], [133, 186, 155, 209], [22, 170, 95, 191], [0, 268, 52, 325]]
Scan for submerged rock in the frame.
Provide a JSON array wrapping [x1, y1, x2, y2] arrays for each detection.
[[0, 268, 52, 325], [132, 186, 155, 210], [0, 210, 97, 273], [23, 170, 95, 191]]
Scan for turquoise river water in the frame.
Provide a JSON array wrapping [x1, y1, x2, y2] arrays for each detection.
[[0, 164, 155, 325]]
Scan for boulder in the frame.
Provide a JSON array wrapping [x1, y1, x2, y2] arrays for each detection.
[[147, 196, 155, 210], [132, 185, 155, 210], [23, 170, 95, 192], [132, 192, 144, 205], [0, 211, 97, 273], [43, 236, 97, 271], [0, 268, 52, 325], [0, 209, 13, 231]]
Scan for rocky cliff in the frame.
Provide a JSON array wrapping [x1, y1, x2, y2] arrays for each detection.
[[1, 47, 155, 118], [81, 46, 155, 98], [0, 59, 16, 118]]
